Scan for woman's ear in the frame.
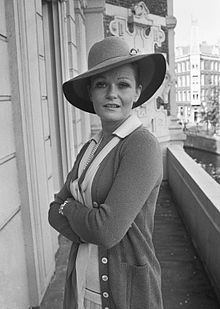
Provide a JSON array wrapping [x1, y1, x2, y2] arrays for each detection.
[[134, 84, 142, 102]]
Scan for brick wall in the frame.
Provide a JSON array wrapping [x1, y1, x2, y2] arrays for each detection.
[[104, 15, 114, 37], [105, 0, 167, 16]]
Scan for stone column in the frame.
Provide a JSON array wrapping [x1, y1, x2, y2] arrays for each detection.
[[74, 0, 91, 143], [166, 14, 177, 117], [167, 0, 185, 143]]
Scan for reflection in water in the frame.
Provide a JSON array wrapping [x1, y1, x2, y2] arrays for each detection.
[[184, 147, 220, 184]]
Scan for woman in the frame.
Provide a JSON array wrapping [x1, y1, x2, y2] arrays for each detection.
[[48, 36, 166, 309]]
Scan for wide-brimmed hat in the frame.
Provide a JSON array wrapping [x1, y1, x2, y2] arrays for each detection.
[[63, 36, 166, 114]]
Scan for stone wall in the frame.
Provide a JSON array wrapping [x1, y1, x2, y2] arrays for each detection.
[[184, 134, 220, 155], [105, 0, 167, 16], [168, 145, 220, 299]]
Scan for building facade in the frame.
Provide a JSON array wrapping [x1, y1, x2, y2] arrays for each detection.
[[0, 0, 181, 307], [0, 0, 93, 307], [175, 22, 220, 124]]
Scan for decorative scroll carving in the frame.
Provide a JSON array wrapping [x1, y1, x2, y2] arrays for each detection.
[[134, 63, 176, 136], [108, 1, 169, 136], [109, 1, 165, 53], [129, 1, 151, 25], [109, 16, 133, 38], [135, 102, 169, 137], [156, 67, 176, 109]]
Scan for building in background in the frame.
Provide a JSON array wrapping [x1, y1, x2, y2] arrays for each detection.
[[175, 20, 220, 124], [0, 0, 182, 308]]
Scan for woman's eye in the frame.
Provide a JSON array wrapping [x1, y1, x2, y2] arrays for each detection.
[[95, 81, 106, 88], [119, 82, 130, 88]]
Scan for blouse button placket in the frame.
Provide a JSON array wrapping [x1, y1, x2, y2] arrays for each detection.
[[103, 292, 109, 298], [99, 249, 110, 309], [102, 275, 108, 281], [101, 257, 108, 264]]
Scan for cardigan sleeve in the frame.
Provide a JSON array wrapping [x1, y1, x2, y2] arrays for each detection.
[[48, 184, 82, 243], [48, 143, 89, 243], [62, 131, 163, 248]]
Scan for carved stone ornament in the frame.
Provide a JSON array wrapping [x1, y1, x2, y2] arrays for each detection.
[[109, 1, 165, 53], [108, 1, 170, 137], [129, 1, 151, 26]]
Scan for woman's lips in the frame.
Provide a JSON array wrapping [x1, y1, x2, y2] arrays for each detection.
[[104, 104, 120, 108]]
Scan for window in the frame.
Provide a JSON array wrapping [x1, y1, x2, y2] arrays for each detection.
[[187, 75, 190, 86], [201, 60, 204, 70], [187, 61, 190, 71], [183, 91, 186, 101], [187, 90, 190, 101], [180, 107, 184, 116], [182, 76, 185, 87], [201, 74, 204, 85]]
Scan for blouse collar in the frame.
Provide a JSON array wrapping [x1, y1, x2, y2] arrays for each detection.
[[92, 114, 142, 143]]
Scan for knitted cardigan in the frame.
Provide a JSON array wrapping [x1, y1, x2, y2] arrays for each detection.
[[48, 125, 164, 309]]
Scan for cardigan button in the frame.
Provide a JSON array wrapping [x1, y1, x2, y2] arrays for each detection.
[[102, 275, 108, 281], [101, 257, 108, 264], [103, 292, 109, 298]]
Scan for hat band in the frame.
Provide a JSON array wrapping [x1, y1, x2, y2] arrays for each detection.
[[89, 54, 133, 70]]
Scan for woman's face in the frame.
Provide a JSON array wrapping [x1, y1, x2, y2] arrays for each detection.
[[89, 64, 142, 125]]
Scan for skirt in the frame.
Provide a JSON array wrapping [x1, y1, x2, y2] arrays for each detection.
[[84, 298, 102, 309]]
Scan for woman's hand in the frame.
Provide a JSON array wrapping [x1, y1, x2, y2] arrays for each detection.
[[66, 197, 75, 204]]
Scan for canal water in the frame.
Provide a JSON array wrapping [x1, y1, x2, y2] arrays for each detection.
[[184, 147, 220, 185]]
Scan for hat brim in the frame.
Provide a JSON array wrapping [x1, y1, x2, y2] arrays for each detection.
[[63, 53, 166, 114]]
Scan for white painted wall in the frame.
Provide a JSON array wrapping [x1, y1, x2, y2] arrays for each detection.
[[0, 0, 94, 307], [0, 0, 29, 307]]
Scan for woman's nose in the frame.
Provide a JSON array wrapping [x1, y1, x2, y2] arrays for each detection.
[[106, 84, 117, 98]]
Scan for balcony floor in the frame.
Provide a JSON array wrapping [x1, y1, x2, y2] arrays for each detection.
[[154, 182, 219, 309], [41, 182, 220, 309]]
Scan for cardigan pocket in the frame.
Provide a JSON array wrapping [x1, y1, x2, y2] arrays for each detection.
[[111, 261, 162, 309], [118, 263, 150, 309], [130, 263, 150, 309]]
